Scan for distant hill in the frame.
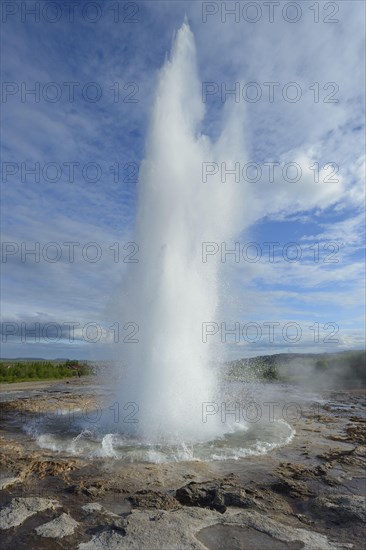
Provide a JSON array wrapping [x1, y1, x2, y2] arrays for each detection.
[[0, 357, 80, 362], [0, 357, 46, 362]]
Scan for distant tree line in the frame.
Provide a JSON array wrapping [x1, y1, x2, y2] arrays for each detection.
[[0, 360, 92, 383]]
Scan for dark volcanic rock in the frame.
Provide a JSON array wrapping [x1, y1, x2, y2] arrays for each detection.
[[69, 480, 107, 497], [346, 425, 366, 444], [271, 478, 312, 498], [311, 494, 366, 523], [317, 447, 357, 462], [175, 480, 254, 513], [271, 461, 338, 498], [128, 489, 180, 510]]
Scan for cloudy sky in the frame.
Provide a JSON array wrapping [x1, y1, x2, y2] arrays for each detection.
[[1, 0, 365, 359]]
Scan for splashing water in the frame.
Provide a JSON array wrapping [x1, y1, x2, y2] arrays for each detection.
[[109, 21, 247, 444]]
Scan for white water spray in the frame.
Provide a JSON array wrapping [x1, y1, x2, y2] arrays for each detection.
[[111, 21, 247, 444]]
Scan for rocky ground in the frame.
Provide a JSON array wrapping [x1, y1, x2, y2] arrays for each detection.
[[0, 378, 365, 549]]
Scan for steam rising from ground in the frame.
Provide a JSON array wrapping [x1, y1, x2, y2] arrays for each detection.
[[109, 21, 246, 443]]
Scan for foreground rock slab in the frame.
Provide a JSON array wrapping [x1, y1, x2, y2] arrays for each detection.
[[35, 512, 79, 538], [77, 507, 354, 550], [228, 509, 354, 550], [0, 497, 61, 530], [77, 530, 126, 550]]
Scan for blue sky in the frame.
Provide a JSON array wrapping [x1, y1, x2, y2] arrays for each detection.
[[1, 0, 365, 359]]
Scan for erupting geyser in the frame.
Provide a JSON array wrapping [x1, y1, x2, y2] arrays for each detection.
[[11, 21, 298, 464], [111, 21, 247, 444]]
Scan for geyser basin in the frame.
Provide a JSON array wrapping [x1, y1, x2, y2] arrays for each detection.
[[24, 411, 294, 463], [22, 382, 296, 463]]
